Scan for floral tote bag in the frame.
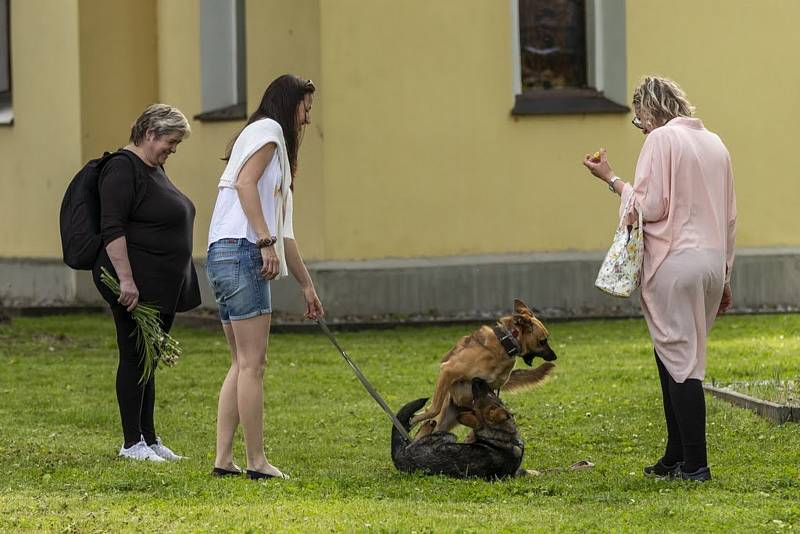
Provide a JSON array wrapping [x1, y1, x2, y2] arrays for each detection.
[[595, 196, 644, 298]]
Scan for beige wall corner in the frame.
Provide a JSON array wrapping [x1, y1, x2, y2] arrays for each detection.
[[78, 0, 159, 162]]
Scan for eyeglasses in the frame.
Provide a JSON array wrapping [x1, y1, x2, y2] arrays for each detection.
[[631, 116, 644, 130]]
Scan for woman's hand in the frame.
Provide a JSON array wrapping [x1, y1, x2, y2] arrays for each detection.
[[582, 148, 615, 184], [118, 277, 140, 312], [302, 285, 324, 320], [718, 283, 733, 315], [260, 246, 281, 280]]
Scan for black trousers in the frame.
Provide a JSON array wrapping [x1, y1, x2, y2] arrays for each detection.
[[654, 349, 708, 472], [110, 304, 175, 448]]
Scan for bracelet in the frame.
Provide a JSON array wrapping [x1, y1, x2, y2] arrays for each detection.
[[607, 176, 620, 193], [256, 236, 277, 248]]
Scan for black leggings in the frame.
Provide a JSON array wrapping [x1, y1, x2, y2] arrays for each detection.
[[110, 304, 175, 448], [654, 350, 707, 473]]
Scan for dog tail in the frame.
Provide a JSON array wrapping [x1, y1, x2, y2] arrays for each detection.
[[501, 362, 555, 392], [391, 397, 428, 465]]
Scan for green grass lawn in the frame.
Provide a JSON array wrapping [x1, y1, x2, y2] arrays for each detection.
[[1, 312, 799, 533]]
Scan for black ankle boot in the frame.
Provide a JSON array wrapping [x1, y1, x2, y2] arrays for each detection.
[[643, 459, 682, 477], [677, 465, 711, 482]]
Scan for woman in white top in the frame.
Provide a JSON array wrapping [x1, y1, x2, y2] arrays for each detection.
[[206, 75, 323, 480]]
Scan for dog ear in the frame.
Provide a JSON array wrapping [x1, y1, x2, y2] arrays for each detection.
[[512, 313, 533, 329], [457, 410, 480, 429], [513, 298, 531, 315], [487, 407, 510, 424]]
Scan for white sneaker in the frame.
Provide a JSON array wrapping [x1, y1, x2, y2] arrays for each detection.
[[148, 437, 186, 461], [119, 439, 165, 462]]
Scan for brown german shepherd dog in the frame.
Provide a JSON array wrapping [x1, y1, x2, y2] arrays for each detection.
[[392, 378, 525, 479], [410, 299, 556, 439]]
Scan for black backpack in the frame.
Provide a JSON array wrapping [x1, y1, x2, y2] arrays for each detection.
[[59, 151, 143, 270]]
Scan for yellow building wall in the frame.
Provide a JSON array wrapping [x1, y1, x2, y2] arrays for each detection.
[[155, 0, 324, 260], [1, 0, 797, 262], [0, 0, 83, 258], [78, 0, 158, 162], [318, 0, 799, 260], [319, 0, 637, 259], [627, 0, 800, 249], [0, 0, 158, 259], [246, 0, 324, 260]]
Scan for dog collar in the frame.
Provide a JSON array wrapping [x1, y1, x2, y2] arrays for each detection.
[[492, 324, 521, 358]]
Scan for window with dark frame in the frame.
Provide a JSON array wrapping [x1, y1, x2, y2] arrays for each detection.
[[195, 0, 247, 122], [519, 0, 587, 92], [0, 0, 11, 110], [513, 0, 628, 115]]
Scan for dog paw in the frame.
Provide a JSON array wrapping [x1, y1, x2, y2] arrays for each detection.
[[409, 415, 426, 427], [413, 420, 437, 440]]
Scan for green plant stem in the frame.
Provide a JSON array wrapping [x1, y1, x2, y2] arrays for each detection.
[[99, 266, 181, 383]]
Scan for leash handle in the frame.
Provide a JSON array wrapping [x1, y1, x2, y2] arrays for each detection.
[[316, 319, 413, 442]]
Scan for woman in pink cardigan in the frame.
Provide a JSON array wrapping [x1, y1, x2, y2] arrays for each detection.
[[583, 76, 736, 482]]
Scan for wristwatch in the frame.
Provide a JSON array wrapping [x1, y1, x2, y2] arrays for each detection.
[[607, 176, 620, 192]]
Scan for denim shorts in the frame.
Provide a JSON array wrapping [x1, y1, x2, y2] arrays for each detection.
[[206, 238, 272, 324]]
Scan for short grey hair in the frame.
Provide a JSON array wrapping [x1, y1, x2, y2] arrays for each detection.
[[632, 76, 695, 129], [129, 103, 191, 145]]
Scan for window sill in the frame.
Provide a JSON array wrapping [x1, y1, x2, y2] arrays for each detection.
[[194, 102, 247, 122], [511, 91, 629, 116], [0, 94, 13, 125], [0, 107, 13, 125]]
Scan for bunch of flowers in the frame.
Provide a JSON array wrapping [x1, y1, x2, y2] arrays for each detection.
[[100, 267, 181, 383]]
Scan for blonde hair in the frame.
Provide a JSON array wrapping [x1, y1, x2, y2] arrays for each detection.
[[632, 76, 695, 128], [129, 103, 191, 145]]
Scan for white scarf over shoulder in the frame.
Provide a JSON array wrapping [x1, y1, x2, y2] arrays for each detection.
[[217, 118, 292, 278]]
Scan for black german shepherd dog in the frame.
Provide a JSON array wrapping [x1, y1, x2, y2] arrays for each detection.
[[391, 378, 524, 480]]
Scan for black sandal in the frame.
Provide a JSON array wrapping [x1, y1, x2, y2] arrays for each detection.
[[246, 469, 289, 480], [211, 466, 243, 477]]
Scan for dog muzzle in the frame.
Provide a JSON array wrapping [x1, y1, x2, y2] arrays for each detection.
[[521, 343, 557, 366]]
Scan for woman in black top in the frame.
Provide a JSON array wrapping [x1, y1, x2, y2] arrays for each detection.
[[92, 104, 200, 462]]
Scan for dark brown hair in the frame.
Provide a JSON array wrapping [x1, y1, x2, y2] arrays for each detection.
[[224, 74, 315, 182]]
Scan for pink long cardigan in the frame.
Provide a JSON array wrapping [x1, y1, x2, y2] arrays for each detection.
[[620, 117, 736, 382]]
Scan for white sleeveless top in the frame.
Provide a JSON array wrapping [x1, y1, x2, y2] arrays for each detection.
[[207, 118, 294, 279]]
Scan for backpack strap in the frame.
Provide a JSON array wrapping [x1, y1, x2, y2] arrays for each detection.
[[99, 150, 148, 210]]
